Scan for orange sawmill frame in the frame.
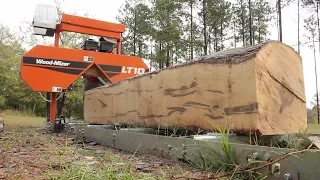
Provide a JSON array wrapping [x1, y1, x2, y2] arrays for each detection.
[[55, 13, 126, 53], [49, 14, 127, 123], [21, 13, 148, 124]]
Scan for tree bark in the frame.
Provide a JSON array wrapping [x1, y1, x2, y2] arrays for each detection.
[[278, 0, 283, 42], [133, 9, 137, 55], [316, 2, 320, 123], [203, 0, 208, 55], [241, 0, 245, 45], [190, 0, 194, 60], [249, 0, 253, 45]]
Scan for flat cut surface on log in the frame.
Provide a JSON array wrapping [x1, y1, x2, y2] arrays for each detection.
[[84, 40, 307, 135]]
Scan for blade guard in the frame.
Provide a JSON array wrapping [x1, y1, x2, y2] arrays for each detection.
[[20, 45, 149, 92]]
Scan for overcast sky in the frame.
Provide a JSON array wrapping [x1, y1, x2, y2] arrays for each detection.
[[0, 0, 318, 107]]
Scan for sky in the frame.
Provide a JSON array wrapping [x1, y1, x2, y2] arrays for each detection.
[[0, 0, 318, 107]]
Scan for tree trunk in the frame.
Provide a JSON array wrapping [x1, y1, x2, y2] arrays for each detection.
[[298, 0, 300, 53], [278, 0, 283, 42], [234, 21, 237, 47], [159, 39, 163, 69], [249, 0, 253, 45], [214, 26, 218, 52], [220, 17, 224, 50], [133, 10, 137, 55], [166, 49, 170, 67], [241, 0, 245, 46], [190, 0, 194, 60], [138, 40, 142, 57], [203, 0, 208, 55], [258, 12, 261, 43], [208, 32, 211, 54], [315, 2, 320, 123], [84, 41, 307, 136]]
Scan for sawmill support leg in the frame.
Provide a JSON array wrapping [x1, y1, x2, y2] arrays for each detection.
[[50, 92, 57, 123]]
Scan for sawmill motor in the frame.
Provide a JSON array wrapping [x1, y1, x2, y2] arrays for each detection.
[[20, 4, 149, 132], [81, 37, 116, 92]]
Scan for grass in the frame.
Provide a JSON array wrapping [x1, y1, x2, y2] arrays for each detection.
[[0, 110, 191, 180], [0, 109, 44, 128], [307, 123, 320, 134]]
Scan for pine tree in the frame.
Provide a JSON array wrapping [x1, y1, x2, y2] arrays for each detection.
[[116, 0, 153, 57]]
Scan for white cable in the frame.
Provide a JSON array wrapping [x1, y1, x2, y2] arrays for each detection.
[[39, 92, 51, 102], [39, 92, 65, 102]]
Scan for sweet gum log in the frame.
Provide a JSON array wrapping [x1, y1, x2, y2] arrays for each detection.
[[84, 40, 307, 135]]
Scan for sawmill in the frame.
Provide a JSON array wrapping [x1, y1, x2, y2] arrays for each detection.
[[16, 3, 320, 180]]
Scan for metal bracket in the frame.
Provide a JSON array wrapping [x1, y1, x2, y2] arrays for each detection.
[[239, 149, 299, 179], [97, 77, 108, 86]]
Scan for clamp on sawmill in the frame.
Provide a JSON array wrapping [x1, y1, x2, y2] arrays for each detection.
[[19, 4, 320, 180]]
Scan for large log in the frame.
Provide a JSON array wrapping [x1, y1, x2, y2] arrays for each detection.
[[84, 40, 307, 135]]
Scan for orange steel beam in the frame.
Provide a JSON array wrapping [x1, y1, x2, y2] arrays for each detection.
[[56, 23, 122, 40], [55, 14, 125, 54], [61, 14, 125, 36], [50, 31, 61, 123]]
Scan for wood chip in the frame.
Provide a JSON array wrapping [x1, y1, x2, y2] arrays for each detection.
[[308, 136, 320, 149]]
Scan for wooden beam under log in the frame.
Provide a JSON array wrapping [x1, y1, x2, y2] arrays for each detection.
[[84, 40, 307, 136]]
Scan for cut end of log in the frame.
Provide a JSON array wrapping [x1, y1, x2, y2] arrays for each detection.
[[84, 40, 307, 136]]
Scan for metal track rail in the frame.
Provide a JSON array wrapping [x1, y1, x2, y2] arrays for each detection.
[[65, 124, 320, 180]]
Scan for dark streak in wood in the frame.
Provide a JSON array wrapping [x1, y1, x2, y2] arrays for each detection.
[[279, 107, 284, 113], [228, 78, 232, 93], [97, 99, 107, 108], [205, 114, 224, 120], [139, 111, 173, 119], [190, 81, 197, 88], [224, 103, 258, 115], [102, 92, 124, 96], [167, 107, 187, 112], [140, 107, 187, 119], [164, 88, 175, 95], [172, 90, 197, 97], [180, 86, 188, 91], [205, 90, 224, 94], [184, 102, 210, 108], [167, 111, 177, 116], [164, 81, 198, 97]]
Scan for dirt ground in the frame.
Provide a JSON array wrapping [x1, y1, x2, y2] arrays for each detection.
[[0, 127, 208, 180]]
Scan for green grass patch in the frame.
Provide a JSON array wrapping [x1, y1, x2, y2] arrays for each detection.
[[0, 109, 44, 129], [307, 123, 320, 134]]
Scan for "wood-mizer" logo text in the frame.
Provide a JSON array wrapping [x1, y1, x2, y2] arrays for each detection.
[[36, 59, 70, 67]]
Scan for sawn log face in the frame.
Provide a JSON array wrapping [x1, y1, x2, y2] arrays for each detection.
[[84, 40, 307, 135]]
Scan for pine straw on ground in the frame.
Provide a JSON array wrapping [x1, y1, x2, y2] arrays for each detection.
[[0, 127, 207, 180]]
